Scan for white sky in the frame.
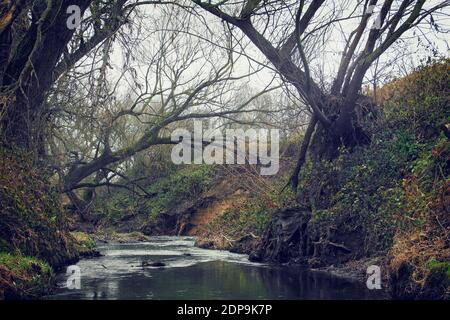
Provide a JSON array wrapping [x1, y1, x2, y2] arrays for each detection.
[[93, 1, 450, 109]]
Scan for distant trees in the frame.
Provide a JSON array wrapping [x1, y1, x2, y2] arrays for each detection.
[[192, 0, 450, 189], [1, 0, 448, 208], [44, 5, 279, 212]]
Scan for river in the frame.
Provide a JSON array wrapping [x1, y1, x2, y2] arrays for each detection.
[[47, 236, 386, 299]]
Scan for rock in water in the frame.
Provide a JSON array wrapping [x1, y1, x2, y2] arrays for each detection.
[[150, 261, 166, 267], [248, 252, 262, 262], [142, 261, 166, 267]]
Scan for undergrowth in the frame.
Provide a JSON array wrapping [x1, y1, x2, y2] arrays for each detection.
[[0, 149, 79, 299], [96, 165, 214, 222], [292, 59, 449, 298]]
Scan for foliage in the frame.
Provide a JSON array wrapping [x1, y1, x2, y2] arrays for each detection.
[[0, 149, 79, 269], [145, 165, 214, 218], [97, 165, 214, 222], [381, 58, 450, 141], [71, 232, 96, 251], [427, 259, 450, 280], [196, 167, 295, 249], [207, 197, 275, 239], [389, 134, 449, 295], [378, 60, 450, 298], [296, 60, 449, 264]]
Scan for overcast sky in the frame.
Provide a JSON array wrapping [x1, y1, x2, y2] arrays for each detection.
[[95, 1, 449, 107]]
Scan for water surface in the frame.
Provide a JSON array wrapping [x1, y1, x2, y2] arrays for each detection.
[[48, 236, 386, 299]]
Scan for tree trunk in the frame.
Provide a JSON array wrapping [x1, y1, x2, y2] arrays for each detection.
[[309, 95, 371, 160], [1, 0, 92, 151], [66, 190, 90, 222], [289, 115, 317, 190]]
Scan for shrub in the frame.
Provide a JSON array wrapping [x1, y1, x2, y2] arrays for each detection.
[[381, 59, 450, 141], [0, 149, 79, 269]]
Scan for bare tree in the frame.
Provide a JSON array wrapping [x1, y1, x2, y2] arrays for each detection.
[[0, 0, 179, 151], [45, 7, 278, 213], [191, 0, 450, 189]]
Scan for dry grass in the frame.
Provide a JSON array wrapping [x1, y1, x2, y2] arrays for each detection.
[[188, 191, 247, 236], [390, 178, 449, 293]]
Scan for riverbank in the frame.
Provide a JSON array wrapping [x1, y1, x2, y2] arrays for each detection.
[[0, 149, 82, 299], [1, 61, 448, 300]]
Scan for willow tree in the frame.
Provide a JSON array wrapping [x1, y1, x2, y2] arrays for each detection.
[[192, 0, 449, 189]]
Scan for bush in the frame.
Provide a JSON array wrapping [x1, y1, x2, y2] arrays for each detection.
[[0, 149, 78, 269], [208, 197, 274, 237], [71, 232, 96, 250], [293, 60, 450, 267], [145, 165, 214, 218]]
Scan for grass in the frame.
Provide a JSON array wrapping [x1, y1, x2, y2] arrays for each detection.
[[0, 252, 54, 299], [427, 259, 450, 279], [71, 231, 96, 250]]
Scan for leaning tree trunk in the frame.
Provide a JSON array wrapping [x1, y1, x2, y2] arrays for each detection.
[[289, 115, 318, 190]]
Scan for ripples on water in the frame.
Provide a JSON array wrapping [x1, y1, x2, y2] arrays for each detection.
[[47, 236, 387, 300]]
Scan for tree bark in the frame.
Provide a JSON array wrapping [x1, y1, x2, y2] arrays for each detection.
[[1, 0, 92, 150], [289, 115, 317, 191]]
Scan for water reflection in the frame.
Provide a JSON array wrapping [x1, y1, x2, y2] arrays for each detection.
[[48, 237, 386, 300]]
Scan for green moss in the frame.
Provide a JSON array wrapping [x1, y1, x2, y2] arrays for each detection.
[[0, 252, 54, 299], [427, 259, 450, 280], [0, 149, 79, 269], [71, 232, 96, 250], [0, 252, 52, 274]]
